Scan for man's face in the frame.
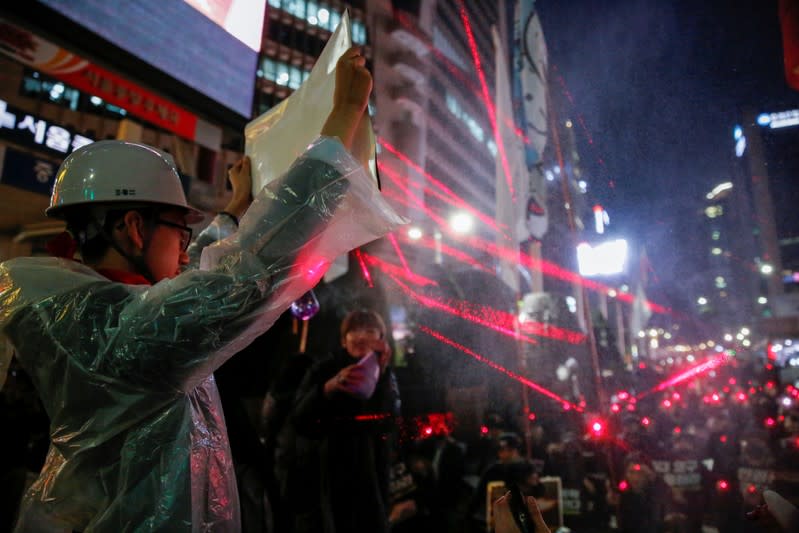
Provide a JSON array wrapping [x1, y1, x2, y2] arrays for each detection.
[[342, 326, 383, 359], [497, 444, 519, 464], [143, 209, 191, 281]]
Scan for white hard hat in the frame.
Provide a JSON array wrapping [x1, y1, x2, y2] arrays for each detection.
[[47, 140, 204, 222]]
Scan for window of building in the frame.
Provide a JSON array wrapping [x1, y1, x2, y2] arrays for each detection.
[[21, 70, 127, 118], [269, 1, 368, 44], [258, 57, 310, 90]]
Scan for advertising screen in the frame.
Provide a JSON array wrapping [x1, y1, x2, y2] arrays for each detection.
[[37, 0, 265, 118]]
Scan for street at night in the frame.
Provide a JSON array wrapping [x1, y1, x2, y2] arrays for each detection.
[[1, 1, 798, 532]]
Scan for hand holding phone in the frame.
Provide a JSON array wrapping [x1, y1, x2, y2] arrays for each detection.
[[507, 484, 535, 533]]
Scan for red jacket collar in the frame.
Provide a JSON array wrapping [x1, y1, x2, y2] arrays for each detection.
[[95, 268, 152, 286]]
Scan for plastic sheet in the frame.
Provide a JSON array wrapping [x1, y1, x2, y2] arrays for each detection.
[[0, 136, 405, 532]]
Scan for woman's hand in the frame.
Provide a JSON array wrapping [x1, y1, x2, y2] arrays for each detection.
[[323, 364, 369, 398], [225, 156, 253, 218]]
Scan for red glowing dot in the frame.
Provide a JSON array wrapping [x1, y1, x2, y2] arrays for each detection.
[[747, 484, 757, 494], [480, 425, 489, 435], [641, 417, 651, 426], [563, 403, 571, 411], [767, 381, 776, 389], [638, 362, 646, 369], [737, 392, 747, 401], [611, 404, 621, 413], [749, 387, 757, 394], [633, 464, 641, 471], [723, 386, 730, 393], [717, 480, 729, 490], [712, 393, 720, 402], [618, 391, 630, 400], [673, 426, 682, 434], [779, 415, 785, 422], [672, 392, 681, 400], [766, 364, 774, 371], [424, 426, 433, 435], [729, 378, 737, 385], [765, 417, 776, 427], [528, 412, 536, 421], [627, 404, 636, 412], [618, 480, 629, 491], [662, 400, 672, 408], [795, 437, 799, 448]]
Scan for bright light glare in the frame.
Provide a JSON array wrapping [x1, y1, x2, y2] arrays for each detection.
[[697, 297, 708, 305], [407, 227, 423, 240], [707, 182, 733, 200], [576, 239, 628, 277], [760, 264, 774, 275], [758, 296, 768, 304], [449, 212, 474, 234]]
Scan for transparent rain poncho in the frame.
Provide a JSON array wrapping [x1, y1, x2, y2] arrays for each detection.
[[0, 137, 405, 532]]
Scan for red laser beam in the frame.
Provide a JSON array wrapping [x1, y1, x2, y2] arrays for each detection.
[[457, 0, 515, 201], [419, 324, 581, 411], [636, 354, 731, 400], [378, 268, 586, 345], [383, 270, 536, 344], [378, 144, 502, 232], [354, 248, 373, 288], [387, 232, 413, 278], [397, 231, 493, 274], [379, 148, 671, 316], [361, 253, 438, 287]]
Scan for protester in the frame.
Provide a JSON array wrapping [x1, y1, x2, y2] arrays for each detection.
[[290, 309, 400, 532], [0, 46, 404, 532]]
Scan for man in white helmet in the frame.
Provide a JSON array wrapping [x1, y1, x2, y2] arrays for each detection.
[[0, 47, 404, 532]]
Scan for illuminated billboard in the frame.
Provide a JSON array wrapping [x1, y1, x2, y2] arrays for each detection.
[[576, 239, 628, 277], [37, 0, 266, 118]]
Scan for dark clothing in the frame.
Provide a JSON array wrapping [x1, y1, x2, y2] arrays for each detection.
[[617, 478, 672, 533], [292, 349, 400, 533], [262, 351, 319, 533]]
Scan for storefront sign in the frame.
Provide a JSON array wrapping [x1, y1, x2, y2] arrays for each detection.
[[0, 98, 94, 157], [0, 145, 58, 196], [0, 20, 199, 140]]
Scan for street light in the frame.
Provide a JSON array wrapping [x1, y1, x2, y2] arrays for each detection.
[[407, 226, 423, 240], [697, 296, 708, 305], [760, 263, 774, 275], [449, 212, 474, 234]]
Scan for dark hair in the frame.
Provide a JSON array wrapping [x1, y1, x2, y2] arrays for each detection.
[[66, 206, 156, 263], [498, 432, 522, 451], [340, 309, 386, 340]]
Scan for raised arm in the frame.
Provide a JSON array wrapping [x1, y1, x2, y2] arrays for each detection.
[[320, 46, 372, 150]]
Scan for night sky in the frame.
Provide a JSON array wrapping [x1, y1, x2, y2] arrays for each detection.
[[538, 0, 799, 315]]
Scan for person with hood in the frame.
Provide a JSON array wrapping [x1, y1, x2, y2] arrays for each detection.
[[0, 46, 404, 532]]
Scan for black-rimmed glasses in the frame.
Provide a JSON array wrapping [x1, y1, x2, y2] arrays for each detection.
[[155, 218, 193, 252]]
